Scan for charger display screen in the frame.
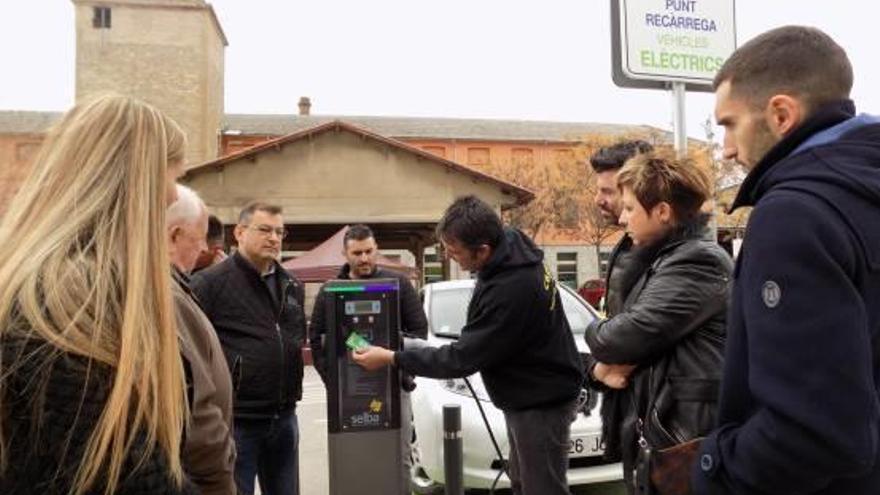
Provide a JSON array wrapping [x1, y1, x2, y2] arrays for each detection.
[[344, 300, 381, 315]]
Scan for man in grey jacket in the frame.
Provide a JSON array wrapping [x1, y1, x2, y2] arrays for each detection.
[[168, 184, 236, 495]]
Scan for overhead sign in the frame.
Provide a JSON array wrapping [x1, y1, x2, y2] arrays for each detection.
[[611, 0, 736, 91]]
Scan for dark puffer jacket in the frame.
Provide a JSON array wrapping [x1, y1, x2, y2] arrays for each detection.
[[0, 337, 197, 495], [191, 252, 306, 419], [585, 218, 732, 491]]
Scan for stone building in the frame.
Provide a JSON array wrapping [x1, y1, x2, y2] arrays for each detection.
[[0, 0, 729, 288], [73, 0, 226, 166]]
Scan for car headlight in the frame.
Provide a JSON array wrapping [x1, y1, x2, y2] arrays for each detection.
[[440, 376, 492, 402]]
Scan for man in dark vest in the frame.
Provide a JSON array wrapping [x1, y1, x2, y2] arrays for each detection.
[[583, 140, 654, 468]]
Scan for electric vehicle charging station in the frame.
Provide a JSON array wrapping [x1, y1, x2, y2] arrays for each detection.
[[323, 278, 403, 495]]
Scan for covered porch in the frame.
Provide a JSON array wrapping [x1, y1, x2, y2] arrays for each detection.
[[182, 120, 533, 284]]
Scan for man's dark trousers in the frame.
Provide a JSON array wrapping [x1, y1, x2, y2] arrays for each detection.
[[233, 413, 299, 495], [504, 399, 577, 495]]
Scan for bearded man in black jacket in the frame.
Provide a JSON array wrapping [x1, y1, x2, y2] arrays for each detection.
[[353, 195, 584, 495], [590, 140, 654, 318], [309, 224, 427, 494], [584, 140, 655, 470]]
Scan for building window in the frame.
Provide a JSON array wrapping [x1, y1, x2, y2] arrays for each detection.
[[467, 147, 490, 167], [512, 148, 534, 167], [423, 250, 443, 285], [553, 148, 574, 165], [556, 252, 578, 289], [598, 248, 612, 278], [15, 142, 41, 163], [93, 7, 111, 29]]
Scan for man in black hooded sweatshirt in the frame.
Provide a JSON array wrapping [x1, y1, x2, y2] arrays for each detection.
[[353, 195, 584, 495], [682, 26, 880, 495]]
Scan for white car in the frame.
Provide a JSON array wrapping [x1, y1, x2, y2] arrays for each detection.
[[409, 279, 623, 493]]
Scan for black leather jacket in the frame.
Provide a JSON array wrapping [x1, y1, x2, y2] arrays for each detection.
[[585, 218, 732, 487]]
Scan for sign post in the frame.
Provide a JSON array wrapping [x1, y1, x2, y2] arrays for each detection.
[[611, 0, 737, 155], [672, 81, 687, 156]]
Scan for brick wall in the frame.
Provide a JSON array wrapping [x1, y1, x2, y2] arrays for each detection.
[[0, 134, 44, 216]]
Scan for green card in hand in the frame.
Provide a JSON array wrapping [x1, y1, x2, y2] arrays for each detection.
[[345, 332, 370, 351]]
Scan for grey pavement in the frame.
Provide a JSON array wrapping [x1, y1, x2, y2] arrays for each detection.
[[300, 366, 330, 495], [260, 366, 625, 495]]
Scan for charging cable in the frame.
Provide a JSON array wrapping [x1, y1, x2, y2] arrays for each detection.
[[463, 376, 509, 495], [461, 382, 593, 494]]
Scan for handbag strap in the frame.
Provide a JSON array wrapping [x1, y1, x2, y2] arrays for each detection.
[[632, 364, 658, 448]]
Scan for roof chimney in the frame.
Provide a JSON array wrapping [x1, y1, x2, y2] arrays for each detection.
[[298, 96, 312, 116]]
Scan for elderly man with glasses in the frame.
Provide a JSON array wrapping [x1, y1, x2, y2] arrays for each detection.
[[192, 202, 307, 495]]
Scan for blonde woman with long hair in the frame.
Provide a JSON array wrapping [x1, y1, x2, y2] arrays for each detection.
[[0, 95, 194, 494]]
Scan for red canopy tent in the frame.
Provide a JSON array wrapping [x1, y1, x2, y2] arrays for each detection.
[[282, 226, 418, 283]]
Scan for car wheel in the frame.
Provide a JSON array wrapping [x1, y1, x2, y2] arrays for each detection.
[[410, 427, 444, 495]]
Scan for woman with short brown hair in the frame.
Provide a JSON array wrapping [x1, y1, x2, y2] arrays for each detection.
[[584, 151, 733, 494]]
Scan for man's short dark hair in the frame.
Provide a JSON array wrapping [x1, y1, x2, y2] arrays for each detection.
[[344, 224, 375, 248], [589, 140, 654, 173], [239, 201, 283, 224], [436, 195, 503, 250], [207, 214, 225, 245], [713, 25, 853, 111]]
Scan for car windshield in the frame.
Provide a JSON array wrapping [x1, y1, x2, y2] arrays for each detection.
[[430, 285, 596, 338]]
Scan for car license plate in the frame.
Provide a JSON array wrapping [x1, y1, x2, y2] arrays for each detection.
[[569, 433, 604, 457]]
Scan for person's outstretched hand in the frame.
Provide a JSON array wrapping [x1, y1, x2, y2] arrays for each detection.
[[351, 345, 395, 371], [593, 362, 637, 389]]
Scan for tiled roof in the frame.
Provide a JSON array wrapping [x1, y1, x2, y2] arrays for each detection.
[[222, 114, 672, 143], [0, 111, 63, 134], [0, 110, 674, 143], [188, 120, 535, 205]]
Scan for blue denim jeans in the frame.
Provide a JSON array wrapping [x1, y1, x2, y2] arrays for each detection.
[[234, 413, 299, 495]]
